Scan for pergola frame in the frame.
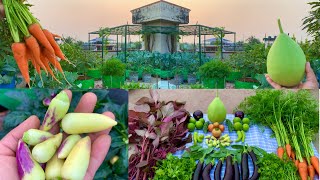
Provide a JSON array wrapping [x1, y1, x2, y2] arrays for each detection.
[[88, 24, 236, 64]]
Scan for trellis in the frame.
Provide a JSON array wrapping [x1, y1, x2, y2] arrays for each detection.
[[88, 24, 236, 64]]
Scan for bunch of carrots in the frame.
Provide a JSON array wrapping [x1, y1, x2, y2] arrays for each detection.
[[238, 90, 319, 180], [270, 101, 319, 180], [3, 0, 72, 87]]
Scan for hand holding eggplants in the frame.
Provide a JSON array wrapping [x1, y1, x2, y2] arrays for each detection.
[[0, 90, 117, 180]]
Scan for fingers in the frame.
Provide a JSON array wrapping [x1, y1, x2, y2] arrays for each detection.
[[89, 112, 116, 141], [0, 0, 4, 20], [74, 92, 97, 113], [0, 115, 40, 156], [265, 74, 282, 89], [84, 135, 111, 180], [305, 62, 318, 82], [64, 89, 72, 102]]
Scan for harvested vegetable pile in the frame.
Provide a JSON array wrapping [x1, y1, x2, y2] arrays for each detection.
[[17, 91, 117, 179], [128, 90, 192, 180], [237, 90, 319, 180], [2, 0, 71, 86]]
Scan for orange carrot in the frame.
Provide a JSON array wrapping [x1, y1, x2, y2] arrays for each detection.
[[11, 42, 30, 86], [42, 49, 63, 73], [311, 156, 319, 174], [277, 147, 284, 159], [308, 165, 315, 180], [42, 29, 67, 60], [25, 35, 48, 74], [291, 151, 296, 161], [40, 51, 61, 83], [295, 160, 299, 168], [28, 23, 54, 54], [299, 160, 308, 180], [52, 33, 62, 39], [285, 144, 292, 159]]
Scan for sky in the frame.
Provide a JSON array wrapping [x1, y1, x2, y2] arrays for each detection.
[[28, 0, 312, 42]]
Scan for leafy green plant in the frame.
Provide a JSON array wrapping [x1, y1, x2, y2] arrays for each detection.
[[101, 58, 126, 77], [121, 82, 151, 90], [60, 37, 101, 75], [153, 153, 196, 180], [0, 74, 13, 84], [227, 42, 269, 78], [31, 71, 78, 89], [199, 60, 230, 79]]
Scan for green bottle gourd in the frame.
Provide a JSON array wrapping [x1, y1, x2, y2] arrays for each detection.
[[207, 91, 227, 123], [267, 19, 306, 87]]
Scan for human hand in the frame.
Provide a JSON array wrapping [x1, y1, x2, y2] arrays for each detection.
[[0, 90, 116, 180], [0, 0, 5, 19], [265, 62, 319, 89]]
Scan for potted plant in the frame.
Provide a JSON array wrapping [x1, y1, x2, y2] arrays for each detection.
[[128, 64, 139, 82], [87, 58, 103, 80], [224, 53, 243, 82], [174, 68, 184, 85], [101, 58, 126, 88], [142, 65, 153, 83], [199, 60, 230, 89]]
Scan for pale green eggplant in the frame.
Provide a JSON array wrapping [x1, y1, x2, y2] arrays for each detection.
[[32, 133, 62, 163], [61, 136, 91, 180], [45, 153, 64, 180], [57, 134, 81, 159], [41, 91, 70, 131], [22, 129, 53, 146], [61, 113, 117, 134]]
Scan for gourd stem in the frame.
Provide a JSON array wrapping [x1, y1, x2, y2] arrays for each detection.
[[278, 19, 284, 33]]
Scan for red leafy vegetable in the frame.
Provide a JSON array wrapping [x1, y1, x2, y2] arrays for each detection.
[[129, 90, 192, 180]]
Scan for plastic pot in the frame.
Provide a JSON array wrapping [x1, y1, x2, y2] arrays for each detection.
[[202, 78, 225, 89], [102, 76, 125, 88]]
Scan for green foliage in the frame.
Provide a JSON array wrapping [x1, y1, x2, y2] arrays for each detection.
[[257, 153, 299, 180], [199, 60, 230, 79], [302, 1, 320, 39], [0, 19, 13, 61], [0, 74, 14, 84], [60, 37, 101, 74], [227, 42, 269, 78], [101, 58, 126, 76], [190, 83, 205, 89], [153, 153, 196, 180], [121, 82, 151, 90], [299, 39, 320, 61], [31, 71, 78, 89]]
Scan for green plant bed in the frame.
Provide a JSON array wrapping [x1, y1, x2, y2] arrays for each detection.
[[202, 78, 225, 89], [125, 70, 131, 79], [75, 79, 95, 89], [226, 71, 242, 82], [160, 70, 174, 79], [138, 69, 143, 79], [152, 69, 162, 77], [234, 78, 260, 89], [182, 70, 188, 81], [102, 76, 125, 88], [87, 69, 102, 80]]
